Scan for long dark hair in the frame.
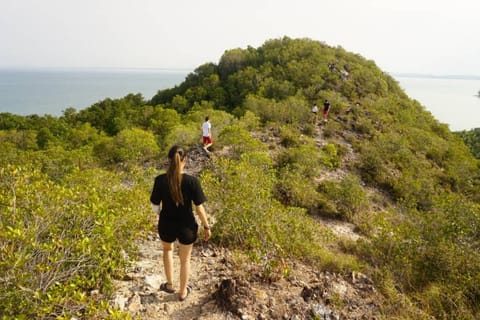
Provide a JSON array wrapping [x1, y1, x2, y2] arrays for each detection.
[[167, 146, 186, 206]]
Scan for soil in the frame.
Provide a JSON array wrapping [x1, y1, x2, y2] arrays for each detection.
[[111, 232, 384, 320]]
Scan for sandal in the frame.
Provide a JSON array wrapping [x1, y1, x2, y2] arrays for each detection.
[[160, 282, 175, 293], [178, 285, 191, 301]]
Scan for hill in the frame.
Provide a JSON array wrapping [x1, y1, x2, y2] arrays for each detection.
[[0, 37, 479, 319]]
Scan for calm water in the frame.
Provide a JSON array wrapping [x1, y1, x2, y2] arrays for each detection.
[[0, 68, 188, 116], [395, 75, 480, 131], [0, 69, 479, 131]]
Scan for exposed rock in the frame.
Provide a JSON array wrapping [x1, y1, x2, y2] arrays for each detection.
[[113, 293, 129, 311], [127, 293, 142, 314], [144, 274, 162, 289]]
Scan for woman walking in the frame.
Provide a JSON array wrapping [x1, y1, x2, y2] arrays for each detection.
[[150, 145, 211, 301]]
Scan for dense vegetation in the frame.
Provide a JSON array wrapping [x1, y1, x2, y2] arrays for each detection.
[[1, 37, 479, 319], [456, 127, 480, 159]]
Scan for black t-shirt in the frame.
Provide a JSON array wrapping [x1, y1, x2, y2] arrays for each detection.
[[150, 173, 206, 222], [323, 101, 330, 111]]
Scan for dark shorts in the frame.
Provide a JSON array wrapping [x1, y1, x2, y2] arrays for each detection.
[[203, 136, 212, 145], [158, 220, 198, 245]]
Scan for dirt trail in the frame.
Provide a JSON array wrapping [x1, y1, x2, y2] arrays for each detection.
[[112, 136, 381, 319], [112, 229, 381, 319], [112, 233, 235, 319]]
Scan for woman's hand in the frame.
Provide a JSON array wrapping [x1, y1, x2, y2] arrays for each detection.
[[203, 227, 211, 241]]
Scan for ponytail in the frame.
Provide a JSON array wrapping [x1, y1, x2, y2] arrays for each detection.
[[167, 146, 186, 206]]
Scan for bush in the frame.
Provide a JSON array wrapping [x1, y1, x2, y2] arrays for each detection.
[[93, 128, 160, 169], [201, 154, 362, 274], [235, 110, 261, 132], [276, 143, 321, 178], [275, 167, 320, 209], [244, 95, 310, 126], [163, 122, 201, 149], [218, 125, 266, 158], [0, 165, 150, 318], [320, 143, 341, 169], [319, 174, 369, 221], [278, 125, 302, 147]]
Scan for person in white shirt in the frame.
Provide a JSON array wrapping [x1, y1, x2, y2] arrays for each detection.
[[201, 116, 212, 152], [311, 103, 319, 124]]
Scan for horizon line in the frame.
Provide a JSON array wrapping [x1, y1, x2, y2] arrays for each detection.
[[391, 72, 480, 80], [1, 66, 479, 80]]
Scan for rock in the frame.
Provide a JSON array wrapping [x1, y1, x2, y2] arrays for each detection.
[[127, 293, 142, 314], [89, 289, 100, 297], [144, 274, 162, 289], [311, 303, 334, 320], [113, 293, 129, 311], [163, 303, 172, 313], [332, 281, 348, 297]]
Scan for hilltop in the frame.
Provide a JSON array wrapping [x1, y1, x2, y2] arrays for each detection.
[[0, 37, 479, 319]]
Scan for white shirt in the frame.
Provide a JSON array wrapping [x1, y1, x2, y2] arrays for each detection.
[[202, 121, 211, 137], [312, 105, 318, 113]]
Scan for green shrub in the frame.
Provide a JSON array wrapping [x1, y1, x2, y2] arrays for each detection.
[[0, 165, 149, 318], [244, 95, 310, 126], [278, 125, 302, 147], [236, 110, 261, 132], [163, 122, 200, 149], [276, 143, 321, 178], [218, 125, 266, 158], [0, 129, 38, 150], [201, 154, 361, 274], [320, 143, 341, 169], [112, 128, 160, 165], [275, 167, 320, 209], [318, 174, 368, 221], [93, 128, 159, 169], [147, 106, 181, 139]]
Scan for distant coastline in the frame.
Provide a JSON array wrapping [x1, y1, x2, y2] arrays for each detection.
[[0, 68, 188, 116], [0, 66, 193, 74], [392, 73, 480, 81], [395, 75, 480, 131]]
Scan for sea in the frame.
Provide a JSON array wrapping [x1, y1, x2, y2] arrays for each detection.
[[0, 68, 479, 131], [0, 68, 189, 116], [394, 74, 480, 131]]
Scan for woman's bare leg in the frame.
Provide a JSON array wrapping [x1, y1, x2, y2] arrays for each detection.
[[162, 241, 174, 290], [177, 243, 193, 299]]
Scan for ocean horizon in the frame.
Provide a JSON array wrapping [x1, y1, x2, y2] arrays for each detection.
[[0, 67, 189, 116], [395, 74, 480, 131], [0, 68, 479, 131]]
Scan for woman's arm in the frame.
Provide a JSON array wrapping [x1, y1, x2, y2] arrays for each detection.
[[195, 204, 211, 241], [151, 203, 160, 214]]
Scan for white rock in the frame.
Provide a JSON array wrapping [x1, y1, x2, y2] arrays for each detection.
[[128, 293, 142, 313], [113, 294, 129, 311], [144, 274, 162, 289]]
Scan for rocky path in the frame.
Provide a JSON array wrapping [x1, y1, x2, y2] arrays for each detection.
[[112, 228, 382, 320], [111, 139, 384, 319], [112, 232, 235, 320]]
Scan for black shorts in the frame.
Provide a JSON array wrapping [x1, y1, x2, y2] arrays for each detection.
[[158, 220, 198, 245]]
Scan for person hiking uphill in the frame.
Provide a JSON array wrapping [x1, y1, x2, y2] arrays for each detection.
[[150, 145, 211, 301], [323, 99, 331, 122], [311, 103, 319, 124], [202, 116, 213, 152]]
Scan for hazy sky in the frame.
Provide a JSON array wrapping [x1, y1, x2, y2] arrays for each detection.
[[1, 0, 479, 75]]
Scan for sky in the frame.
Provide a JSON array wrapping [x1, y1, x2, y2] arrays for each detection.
[[1, 0, 479, 75]]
